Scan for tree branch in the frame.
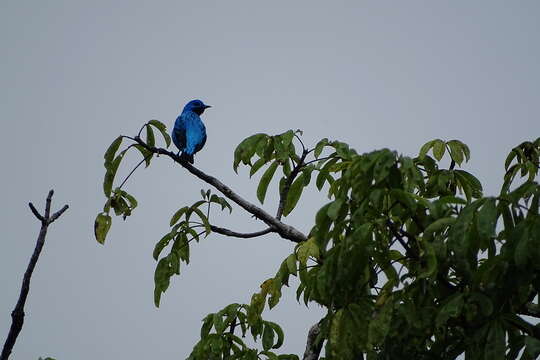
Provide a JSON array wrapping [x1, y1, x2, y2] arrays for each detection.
[[387, 220, 418, 258], [49, 205, 69, 224], [28, 203, 43, 222], [1, 190, 69, 360], [132, 136, 307, 243], [210, 225, 273, 238], [303, 320, 323, 360]]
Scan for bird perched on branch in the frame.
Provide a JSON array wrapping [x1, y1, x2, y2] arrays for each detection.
[[172, 99, 211, 164]]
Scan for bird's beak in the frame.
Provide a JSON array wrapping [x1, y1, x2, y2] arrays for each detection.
[[204, 105, 212, 109]]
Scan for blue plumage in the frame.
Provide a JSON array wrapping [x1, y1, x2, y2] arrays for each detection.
[[172, 99, 211, 164]]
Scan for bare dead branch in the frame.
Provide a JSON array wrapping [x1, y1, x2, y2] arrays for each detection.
[[49, 205, 69, 224], [28, 203, 44, 222], [1, 190, 69, 360]]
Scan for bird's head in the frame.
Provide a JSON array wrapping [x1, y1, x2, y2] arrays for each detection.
[[183, 99, 211, 115]]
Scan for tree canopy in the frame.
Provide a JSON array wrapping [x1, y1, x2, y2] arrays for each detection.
[[95, 120, 540, 360]]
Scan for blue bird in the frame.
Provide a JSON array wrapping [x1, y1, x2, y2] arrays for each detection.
[[171, 99, 211, 164]]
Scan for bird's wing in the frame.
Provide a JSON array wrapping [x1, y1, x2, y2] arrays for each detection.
[[172, 115, 187, 150], [194, 130, 207, 154], [184, 113, 207, 155]]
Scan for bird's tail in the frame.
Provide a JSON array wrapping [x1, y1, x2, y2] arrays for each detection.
[[180, 152, 194, 164]]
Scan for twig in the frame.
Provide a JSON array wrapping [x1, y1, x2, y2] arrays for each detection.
[[28, 203, 43, 222], [132, 136, 307, 243], [295, 133, 307, 153], [210, 225, 273, 238], [1, 190, 69, 360], [137, 124, 147, 138], [303, 156, 334, 167], [387, 220, 417, 258], [118, 154, 153, 190]]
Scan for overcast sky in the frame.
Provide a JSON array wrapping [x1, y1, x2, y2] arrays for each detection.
[[1, 1, 539, 359]]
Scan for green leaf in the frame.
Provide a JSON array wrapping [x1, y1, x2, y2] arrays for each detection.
[[154, 257, 173, 307], [200, 314, 214, 338], [469, 292, 494, 317], [505, 150, 518, 170], [316, 170, 333, 191], [329, 310, 343, 358], [281, 130, 294, 146], [436, 293, 464, 328], [262, 322, 275, 351], [447, 140, 465, 165], [213, 312, 225, 334], [234, 133, 268, 172], [485, 321, 505, 360], [432, 139, 446, 161], [461, 142, 471, 161], [423, 217, 456, 239], [257, 161, 279, 204], [314, 138, 329, 158], [145, 125, 155, 147], [327, 198, 344, 220], [111, 195, 128, 216], [285, 254, 297, 275], [186, 227, 201, 243], [283, 173, 305, 217], [148, 119, 171, 147], [94, 213, 112, 244], [455, 170, 483, 200], [524, 336, 540, 358], [368, 298, 394, 346], [477, 197, 497, 240], [419, 140, 435, 158], [261, 351, 279, 360], [153, 232, 174, 260], [103, 150, 126, 197], [513, 222, 530, 267], [268, 321, 284, 349], [418, 240, 437, 279], [250, 157, 268, 177], [104, 136, 123, 168], [390, 189, 417, 212], [170, 207, 188, 226], [192, 207, 212, 235], [208, 195, 232, 213], [121, 191, 138, 210]]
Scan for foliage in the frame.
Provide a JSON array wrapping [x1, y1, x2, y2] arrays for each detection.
[[96, 120, 540, 359]]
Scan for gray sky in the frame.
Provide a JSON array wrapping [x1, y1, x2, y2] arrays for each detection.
[[1, 1, 539, 359]]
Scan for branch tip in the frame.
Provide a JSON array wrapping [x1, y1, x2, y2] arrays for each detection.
[[28, 203, 44, 222]]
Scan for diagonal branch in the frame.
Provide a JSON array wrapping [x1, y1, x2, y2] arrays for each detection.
[[303, 320, 324, 360], [132, 136, 307, 243], [49, 205, 69, 224], [1, 190, 69, 360], [210, 225, 273, 238]]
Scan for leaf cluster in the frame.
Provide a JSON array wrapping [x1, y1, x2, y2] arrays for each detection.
[[153, 189, 232, 306], [94, 120, 171, 244], [188, 303, 298, 360], [96, 121, 540, 359]]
